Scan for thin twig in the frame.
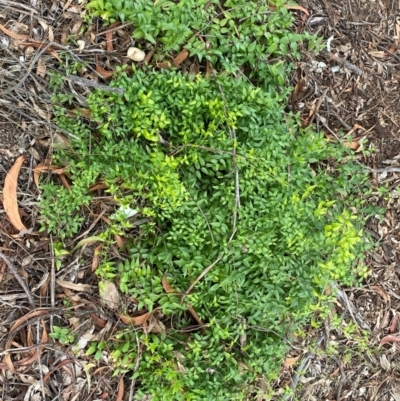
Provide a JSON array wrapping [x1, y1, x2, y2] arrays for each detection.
[[65, 75, 124, 94], [361, 165, 400, 174], [0, 100, 79, 139], [50, 235, 55, 331], [321, 50, 363, 76], [180, 253, 223, 305], [376, 45, 400, 63], [332, 283, 370, 330], [0, 42, 123, 97], [329, 111, 352, 130], [0, 42, 65, 97], [68, 209, 107, 244], [94, 22, 133, 37], [309, 89, 328, 126], [0, 0, 38, 13], [284, 335, 325, 401], [316, 113, 341, 141], [216, 83, 240, 235], [333, 356, 347, 401], [37, 322, 46, 400], [0, 293, 29, 301], [0, 252, 35, 308], [129, 335, 143, 398]]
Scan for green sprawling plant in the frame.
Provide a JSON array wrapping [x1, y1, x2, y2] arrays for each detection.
[[41, 67, 374, 399], [39, 1, 377, 400], [86, 0, 319, 87]]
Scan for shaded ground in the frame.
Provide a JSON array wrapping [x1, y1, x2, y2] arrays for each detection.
[[1, 0, 400, 400]]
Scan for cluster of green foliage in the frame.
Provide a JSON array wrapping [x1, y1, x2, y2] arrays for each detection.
[[42, 66, 374, 399], [39, 1, 378, 400], [49, 326, 75, 345], [86, 0, 318, 87]]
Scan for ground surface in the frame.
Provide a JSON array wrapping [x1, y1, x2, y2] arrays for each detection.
[[1, 0, 400, 400], [276, 0, 400, 400]]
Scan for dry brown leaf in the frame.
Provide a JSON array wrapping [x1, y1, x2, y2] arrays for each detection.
[[187, 305, 204, 327], [380, 335, 400, 346], [144, 315, 166, 334], [33, 163, 66, 188], [106, 30, 114, 52], [37, 59, 47, 78], [116, 377, 124, 401], [343, 140, 360, 151], [89, 182, 108, 192], [390, 313, 399, 333], [91, 313, 107, 329], [21, 41, 48, 49], [144, 46, 157, 64], [115, 234, 125, 248], [9, 309, 49, 333], [37, 19, 49, 34], [1, 314, 49, 371], [189, 62, 200, 75], [346, 123, 366, 136], [370, 285, 390, 303], [162, 274, 176, 293], [59, 174, 71, 190], [284, 4, 309, 15], [119, 311, 152, 325], [48, 26, 54, 42], [29, 95, 50, 120], [56, 279, 92, 292], [0, 23, 29, 40], [96, 65, 113, 79], [284, 355, 301, 368], [20, 41, 61, 61], [173, 49, 189, 66], [43, 359, 75, 384], [71, 19, 83, 35], [369, 51, 387, 58], [49, 49, 61, 62], [99, 280, 120, 310], [91, 244, 102, 272], [162, 274, 204, 327], [3, 156, 28, 232], [155, 61, 171, 69]]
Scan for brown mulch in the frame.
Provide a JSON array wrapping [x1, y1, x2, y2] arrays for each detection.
[[1, 0, 400, 400], [275, 0, 400, 400]]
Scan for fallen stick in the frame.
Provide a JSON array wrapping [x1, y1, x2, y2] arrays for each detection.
[[321, 50, 363, 76], [65, 75, 125, 94], [0, 252, 35, 308]]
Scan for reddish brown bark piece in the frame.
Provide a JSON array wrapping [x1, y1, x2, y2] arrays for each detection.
[[3, 156, 27, 232]]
